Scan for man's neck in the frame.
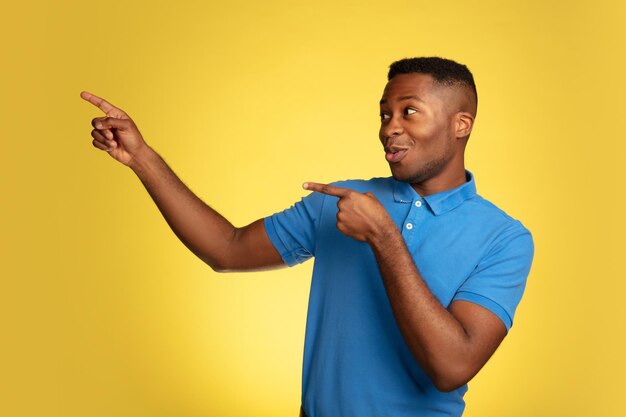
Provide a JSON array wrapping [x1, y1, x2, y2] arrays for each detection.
[[411, 167, 468, 197]]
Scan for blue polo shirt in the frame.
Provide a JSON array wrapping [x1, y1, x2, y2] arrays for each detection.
[[263, 171, 534, 417]]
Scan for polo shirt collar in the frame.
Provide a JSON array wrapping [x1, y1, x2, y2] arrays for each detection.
[[392, 170, 477, 216]]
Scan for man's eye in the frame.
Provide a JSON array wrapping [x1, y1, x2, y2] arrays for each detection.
[[380, 113, 391, 121], [405, 108, 417, 116]]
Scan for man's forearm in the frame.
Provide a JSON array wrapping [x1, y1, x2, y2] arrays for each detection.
[[128, 146, 239, 270], [369, 229, 477, 391], [300, 182, 506, 391]]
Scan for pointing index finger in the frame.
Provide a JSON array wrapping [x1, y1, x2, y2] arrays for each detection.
[[303, 182, 352, 198], [80, 91, 128, 118]]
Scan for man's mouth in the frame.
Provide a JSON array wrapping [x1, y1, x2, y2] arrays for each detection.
[[385, 146, 409, 163]]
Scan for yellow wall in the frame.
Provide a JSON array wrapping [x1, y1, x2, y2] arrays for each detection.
[[1, 1, 624, 416]]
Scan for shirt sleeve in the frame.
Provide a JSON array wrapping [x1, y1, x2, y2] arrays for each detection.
[[452, 220, 534, 331], [263, 191, 327, 267]]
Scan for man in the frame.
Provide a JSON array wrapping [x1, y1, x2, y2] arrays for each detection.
[[82, 57, 534, 417]]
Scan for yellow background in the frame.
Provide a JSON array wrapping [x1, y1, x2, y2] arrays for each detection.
[[1, 0, 624, 416]]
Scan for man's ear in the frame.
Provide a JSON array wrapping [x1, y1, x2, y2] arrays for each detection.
[[455, 112, 475, 139]]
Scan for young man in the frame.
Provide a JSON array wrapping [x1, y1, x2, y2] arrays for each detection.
[[82, 57, 534, 417]]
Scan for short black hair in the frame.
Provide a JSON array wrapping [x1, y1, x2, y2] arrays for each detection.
[[388, 57, 477, 103]]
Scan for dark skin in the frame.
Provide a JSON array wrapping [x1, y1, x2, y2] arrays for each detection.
[[81, 74, 504, 392]]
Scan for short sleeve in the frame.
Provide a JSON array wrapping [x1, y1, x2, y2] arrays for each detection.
[[263, 191, 327, 267], [452, 221, 534, 331]]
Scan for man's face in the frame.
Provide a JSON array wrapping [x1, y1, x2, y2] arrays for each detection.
[[379, 73, 461, 185]]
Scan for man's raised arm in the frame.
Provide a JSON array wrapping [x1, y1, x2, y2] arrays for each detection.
[[81, 91, 284, 272]]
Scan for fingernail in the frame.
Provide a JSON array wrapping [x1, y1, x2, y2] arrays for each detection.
[[95, 122, 103, 129], [302, 183, 309, 189]]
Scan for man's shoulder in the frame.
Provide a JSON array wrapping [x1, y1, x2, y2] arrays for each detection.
[[464, 193, 533, 243]]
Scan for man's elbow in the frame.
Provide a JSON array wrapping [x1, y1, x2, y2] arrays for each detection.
[[199, 253, 234, 273], [430, 364, 477, 393], [208, 262, 229, 273], [432, 377, 468, 393], [202, 253, 259, 273], [206, 259, 243, 273]]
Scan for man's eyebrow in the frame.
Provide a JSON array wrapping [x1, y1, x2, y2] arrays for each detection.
[[379, 95, 425, 105]]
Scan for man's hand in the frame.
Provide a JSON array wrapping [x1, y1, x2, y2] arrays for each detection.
[[80, 91, 149, 167], [303, 182, 396, 243]]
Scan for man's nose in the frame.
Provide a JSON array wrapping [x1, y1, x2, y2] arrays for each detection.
[[382, 116, 404, 139]]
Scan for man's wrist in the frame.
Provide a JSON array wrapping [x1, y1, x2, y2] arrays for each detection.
[[128, 145, 157, 174], [367, 220, 402, 249]]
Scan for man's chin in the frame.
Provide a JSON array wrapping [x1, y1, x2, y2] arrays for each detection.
[[391, 171, 408, 182], [390, 168, 417, 184], [390, 167, 430, 185]]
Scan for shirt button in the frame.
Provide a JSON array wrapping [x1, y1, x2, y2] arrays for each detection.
[[415, 201, 422, 207], [406, 223, 413, 230]]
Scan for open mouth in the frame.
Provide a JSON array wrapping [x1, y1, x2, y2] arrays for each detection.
[[385, 148, 408, 163]]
